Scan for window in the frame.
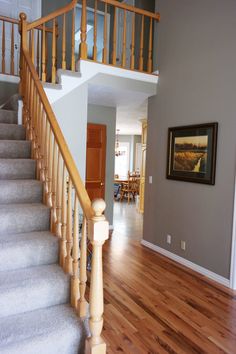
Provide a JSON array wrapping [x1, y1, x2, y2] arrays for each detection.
[[115, 142, 130, 178]]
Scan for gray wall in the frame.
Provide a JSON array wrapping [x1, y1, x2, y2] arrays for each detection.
[[144, 0, 236, 279], [87, 104, 116, 226]]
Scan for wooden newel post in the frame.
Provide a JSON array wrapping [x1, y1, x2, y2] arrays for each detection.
[[80, 0, 88, 59], [86, 199, 109, 354], [19, 12, 27, 96]]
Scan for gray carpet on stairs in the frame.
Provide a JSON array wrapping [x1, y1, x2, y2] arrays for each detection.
[[0, 95, 88, 353], [0, 110, 17, 124], [0, 123, 26, 140], [0, 231, 58, 271], [0, 180, 42, 204], [0, 140, 31, 158], [0, 304, 89, 354], [0, 159, 36, 179]]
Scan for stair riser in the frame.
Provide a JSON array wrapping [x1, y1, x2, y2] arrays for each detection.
[[0, 304, 88, 354], [0, 141, 31, 159], [0, 276, 70, 319], [0, 160, 36, 180], [0, 207, 50, 235], [0, 181, 42, 204], [0, 125, 25, 140], [0, 239, 58, 272], [0, 110, 17, 124], [1, 94, 19, 112]]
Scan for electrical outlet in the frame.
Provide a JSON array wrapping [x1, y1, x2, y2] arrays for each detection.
[[167, 234, 171, 244], [181, 241, 186, 251], [149, 176, 153, 184]]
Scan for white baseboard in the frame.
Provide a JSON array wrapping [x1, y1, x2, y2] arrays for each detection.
[[141, 239, 230, 288]]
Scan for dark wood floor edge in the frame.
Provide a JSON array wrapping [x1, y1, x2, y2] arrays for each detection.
[[140, 239, 236, 297]]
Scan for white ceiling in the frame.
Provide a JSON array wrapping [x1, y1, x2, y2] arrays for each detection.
[[88, 84, 148, 135]]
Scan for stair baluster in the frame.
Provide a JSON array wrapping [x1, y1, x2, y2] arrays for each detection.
[[71, 194, 80, 308], [78, 217, 88, 318]]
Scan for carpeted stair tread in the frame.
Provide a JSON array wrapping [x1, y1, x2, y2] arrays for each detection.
[[0, 123, 25, 140], [0, 110, 17, 124], [0, 140, 31, 158], [0, 203, 50, 235], [0, 304, 89, 354], [0, 180, 42, 204], [0, 231, 58, 271], [0, 159, 35, 179], [0, 264, 70, 318]]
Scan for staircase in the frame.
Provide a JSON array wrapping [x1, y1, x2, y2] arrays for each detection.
[[0, 95, 88, 354]]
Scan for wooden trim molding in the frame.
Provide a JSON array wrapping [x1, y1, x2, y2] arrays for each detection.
[[141, 239, 230, 288]]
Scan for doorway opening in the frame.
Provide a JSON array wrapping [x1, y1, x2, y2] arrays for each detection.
[[112, 102, 147, 241]]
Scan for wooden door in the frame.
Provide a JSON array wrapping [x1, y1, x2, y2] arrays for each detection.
[[86, 124, 106, 201]]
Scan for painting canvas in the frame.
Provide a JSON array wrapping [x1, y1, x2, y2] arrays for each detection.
[[167, 123, 218, 185]]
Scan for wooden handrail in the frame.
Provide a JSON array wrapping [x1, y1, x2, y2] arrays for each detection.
[[27, 0, 77, 30], [0, 15, 54, 33], [99, 0, 160, 21], [22, 49, 94, 221], [0, 15, 18, 24]]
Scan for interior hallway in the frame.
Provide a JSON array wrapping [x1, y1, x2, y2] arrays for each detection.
[[113, 201, 143, 240], [102, 202, 236, 353]]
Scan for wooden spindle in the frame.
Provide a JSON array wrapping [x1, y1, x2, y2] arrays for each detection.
[[52, 18, 56, 83], [65, 178, 73, 274], [78, 217, 87, 317], [147, 18, 153, 73], [85, 199, 109, 354], [55, 151, 62, 238], [10, 23, 14, 75], [47, 129, 53, 208], [62, 13, 66, 70], [31, 29, 35, 64], [2, 21, 5, 74], [122, 10, 127, 68], [51, 141, 58, 232], [130, 12, 135, 70], [102, 3, 108, 64], [139, 15, 144, 71], [41, 24, 46, 82], [38, 107, 45, 182], [36, 30, 40, 75], [71, 7, 75, 70], [43, 119, 50, 203], [80, 0, 87, 59], [71, 194, 80, 308], [60, 164, 67, 268], [93, 0, 98, 61], [112, 7, 117, 65]]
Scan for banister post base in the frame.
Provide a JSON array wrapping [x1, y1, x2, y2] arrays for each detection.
[[85, 338, 106, 354]]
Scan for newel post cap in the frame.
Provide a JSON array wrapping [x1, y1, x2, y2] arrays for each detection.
[[89, 199, 109, 243], [19, 12, 27, 21], [92, 198, 106, 220]]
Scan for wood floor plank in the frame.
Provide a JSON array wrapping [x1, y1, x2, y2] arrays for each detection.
[[101, 202, 236, 353]]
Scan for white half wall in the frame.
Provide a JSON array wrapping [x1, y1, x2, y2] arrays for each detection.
[[52, 83, 88, 181]]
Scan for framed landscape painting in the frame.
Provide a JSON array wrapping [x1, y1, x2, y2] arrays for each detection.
[[167, 123, 218, 185]]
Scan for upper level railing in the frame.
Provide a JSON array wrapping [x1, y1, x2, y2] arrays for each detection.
[[20, 0, 159, 83], [0, 16, 19, 76]]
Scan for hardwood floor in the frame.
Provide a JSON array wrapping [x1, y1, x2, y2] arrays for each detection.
[[102, 202, 236, 353]]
